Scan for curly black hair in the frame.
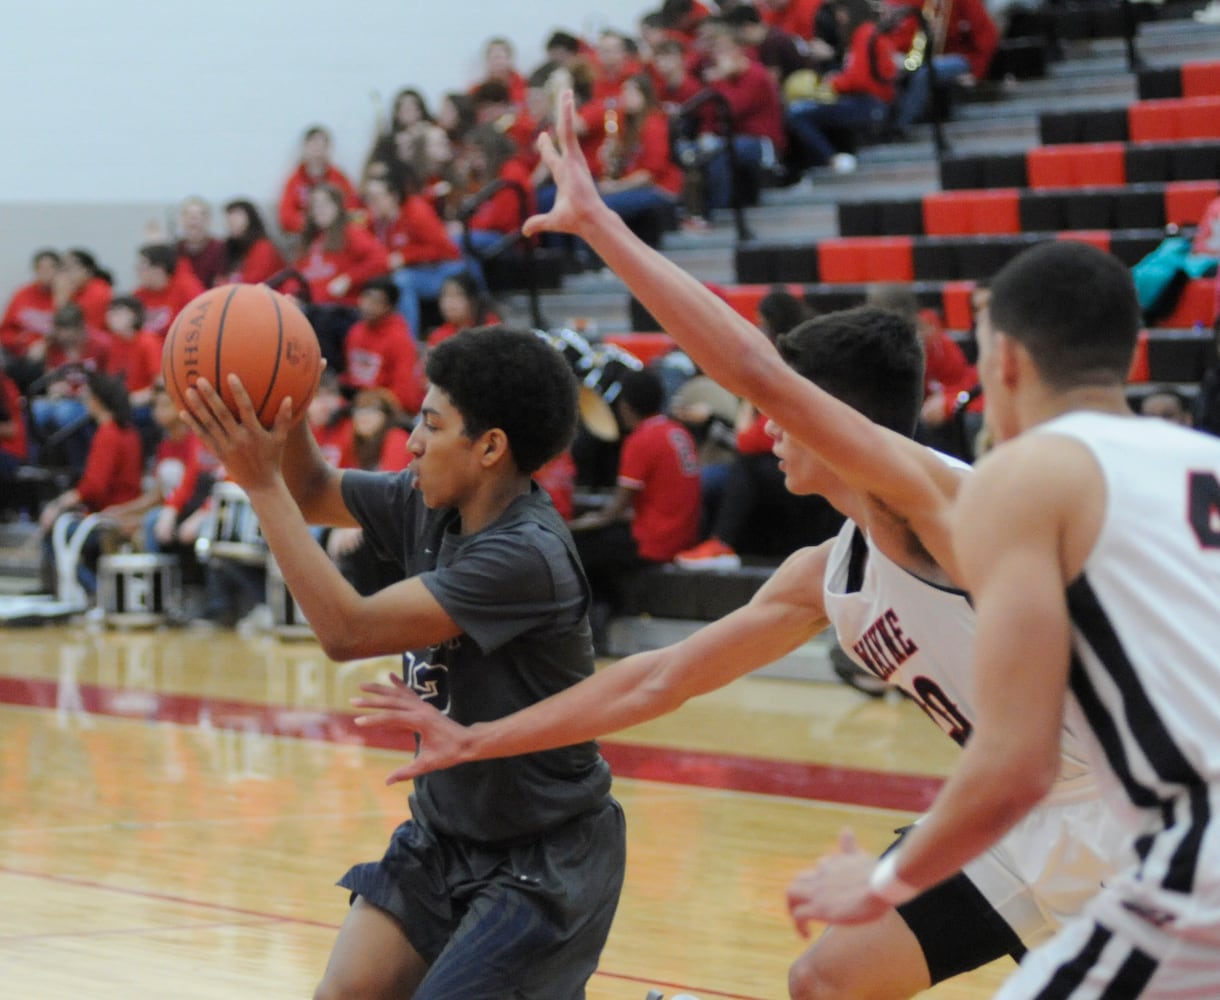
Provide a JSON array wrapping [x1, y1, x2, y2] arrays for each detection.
[[425, 326, 578, 473]]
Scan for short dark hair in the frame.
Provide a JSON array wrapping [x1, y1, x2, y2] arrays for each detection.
[[617, 368, 665, 418], [360, 274, 401, 307], [303, 125, 330, 142], [723, 4, 763, 26], [86, 371, 133, 428], [52, 303, 86, 329], [139, 243, 178, 275], [107, 294, 146, 328], [988, 241, 1140, 391], [546, 30, 582, 53], [777, 306, 925, 436], [33, 249, 61, 268], [425, 326, 578, 474], [471, 80, 511, 107], [758, 289, 809, 341]]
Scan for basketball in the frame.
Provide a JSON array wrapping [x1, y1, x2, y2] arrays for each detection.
[[162, 284, 323, 428]]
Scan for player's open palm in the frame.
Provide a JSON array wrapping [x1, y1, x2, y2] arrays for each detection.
[[786, 830, 891, 933], [354, 676, 472, 784], [523, 90, 602, 240]]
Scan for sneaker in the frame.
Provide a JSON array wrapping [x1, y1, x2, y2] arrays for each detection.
[[674, 538, 742, 570], [829, 644, 888, 698], [680, 215, 711, 233], [831, 152, 858, 175]]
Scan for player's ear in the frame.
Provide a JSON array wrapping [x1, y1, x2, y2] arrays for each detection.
[[480, 428, 509, 465], [994, 332, 1024, 390]]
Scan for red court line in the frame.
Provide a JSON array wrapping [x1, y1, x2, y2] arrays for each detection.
[[0, 675, 942, 811], [0, 865, 767, 999]]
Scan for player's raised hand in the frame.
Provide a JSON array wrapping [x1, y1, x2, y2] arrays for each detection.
[[353, 676, 476, 784], [786, 829, 890, 934], [522, 89, 607, 240]]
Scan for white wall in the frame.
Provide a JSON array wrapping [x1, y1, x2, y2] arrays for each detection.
[[0, 0, 653, 292]]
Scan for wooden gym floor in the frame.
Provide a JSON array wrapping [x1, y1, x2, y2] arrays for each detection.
[[0, 623, 1011, 999]]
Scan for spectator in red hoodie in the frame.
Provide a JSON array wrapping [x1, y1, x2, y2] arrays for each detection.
[[102, 295, 162, 412], [295, 183, 389, 308], [426, 271, 501, 347], [175, 197, 226, 288], [454, 124, 535, 259], [784, 0, 898, 173], [53, 248, 113, 333], [0, 369, 28, 479], [341, 276, 425, 415], [217, 199, 286, 286], [1, 249, 60, 361], [38, 371, 143, 596], [363, 171, 469, 339], [133, 243, 205, 338], [469, 36, 528, 107], [278, 125, 362, 236], [591, 30, 645, 102]]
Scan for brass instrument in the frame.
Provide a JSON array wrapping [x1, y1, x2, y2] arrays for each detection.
[[902, 0, 950, 72]]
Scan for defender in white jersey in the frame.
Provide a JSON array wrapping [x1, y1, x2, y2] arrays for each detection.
[[352, 303, 1122, 996], [794, 240, 1220, 997]]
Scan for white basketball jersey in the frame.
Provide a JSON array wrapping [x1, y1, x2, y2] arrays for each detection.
[[824, 513, 1096, 791], [1038, 412, 1220, 921]]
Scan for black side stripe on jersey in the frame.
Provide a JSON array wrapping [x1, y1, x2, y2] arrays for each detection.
[[1067, 575, 1209, 894], [1034, 923, 1159, 1000]]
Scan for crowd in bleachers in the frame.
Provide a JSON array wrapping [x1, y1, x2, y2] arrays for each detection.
[[6, 0, 1215, 633]]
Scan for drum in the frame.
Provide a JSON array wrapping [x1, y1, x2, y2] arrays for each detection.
[[541, 327, 598, 379], [98, 553, 180, 628], [266, 554, 313, 640], [579, 345, 644, 442], [205, 481, 266, 565]]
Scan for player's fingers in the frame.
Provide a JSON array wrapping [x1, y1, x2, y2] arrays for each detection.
[[839, 828, 858, 854], [535, 130, 559, 173], [385, 763, 421, 786], [225, 373, 262, 427], [556, 89, 576, 152], [272, 396, 295, 435], [183, 380, 232, 439], [522, 211, 554, 239]]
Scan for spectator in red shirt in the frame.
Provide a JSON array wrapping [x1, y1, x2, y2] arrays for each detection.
[[1, 249, 60, 361], [341, 276, 426, 415], [426, 271, 501, 347], [326, 386, 414, 594], [217, 199, 286, 286], [593, 74, 684, 247], [294, 183, 389, 308], [592, 30, 645, 102], [363, 171, 470, 339], [569, 367, 702, 651], [455, 124, 536, 258], [470, 80, 538, 156], [278, 125, 362, 236], [758, 0, 824, 41], [0, 369, 28, 473], [175, 197, 226, 288], [469, 36, 528, 106], [887, 0, 999, 133], [38, 371, 143, 596], [683, 24, 786, 214], [102, 295, 162, 414], [133, 243, 205, 338], [785, 0, 898, 172], [53, 248, 113, 333], [650, 39, 704, 114]]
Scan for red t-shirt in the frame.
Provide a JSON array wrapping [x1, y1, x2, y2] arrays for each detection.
[[342, 312, 425, 413], [369, 426, 413, 472], [709, 59, 787, 153], [369, 196, 462, 267], [104, 329, 163, 392], [278, 164, 362, 235], [0, 372, 27, 462], [618, 413, 701, 561], [469, 160, 535, 234], [76, 420, 143, 511], [177, 238, 226, 289], [73, 277, 113, 333], [534, 450, 576, 521], [607, 111, 684, 196], [831, 23, 898, 103], [218, 238, 287, 287], [1, 281, 55, 356], [295, 225, 389, 307], [164, 434, 221, 512], [135, 268, 206, 338], [313, 415, 356, 469], [427, 311, 502, 347], [759, 0, 823, 40], [736, 412, 774, 455]]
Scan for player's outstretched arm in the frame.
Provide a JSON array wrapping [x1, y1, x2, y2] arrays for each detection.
[[353, 542, 834, 784], [526, 91, 959, 569], [783, 440, 1093, 927]]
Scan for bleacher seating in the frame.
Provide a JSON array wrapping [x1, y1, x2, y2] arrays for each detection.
[[1137, 58, 1220, 99], [1040, 96, 1220, 144]]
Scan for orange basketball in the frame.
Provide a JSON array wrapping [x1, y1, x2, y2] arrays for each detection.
[[162, 284, 322, 428]]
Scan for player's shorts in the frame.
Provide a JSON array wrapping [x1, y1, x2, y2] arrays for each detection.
[[891, 791, 1124, 985], [340, 797, 625, 1000], [994, 867, 1220, 998]]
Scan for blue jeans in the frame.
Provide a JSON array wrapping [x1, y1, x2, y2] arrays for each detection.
[[786, 94, 889, 166], [30, 396, 91, 473], [392, 260, 473, 340], [688, 134, 772, 211], [602, 186, 679, 244], [894, 54, 972, 130]]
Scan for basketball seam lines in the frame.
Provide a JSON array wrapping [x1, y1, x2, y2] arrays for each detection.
[[213, 285, 242, 403], [260, 288, 285, 423]]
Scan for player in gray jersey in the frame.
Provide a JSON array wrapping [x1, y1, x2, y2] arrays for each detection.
[[798, 239, 1220, 997], [181, 327, 624, 1000], [350, 91, 1125, 1000]]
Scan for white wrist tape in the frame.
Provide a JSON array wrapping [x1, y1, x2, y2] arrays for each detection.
[[868, 852, 921, 906]]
